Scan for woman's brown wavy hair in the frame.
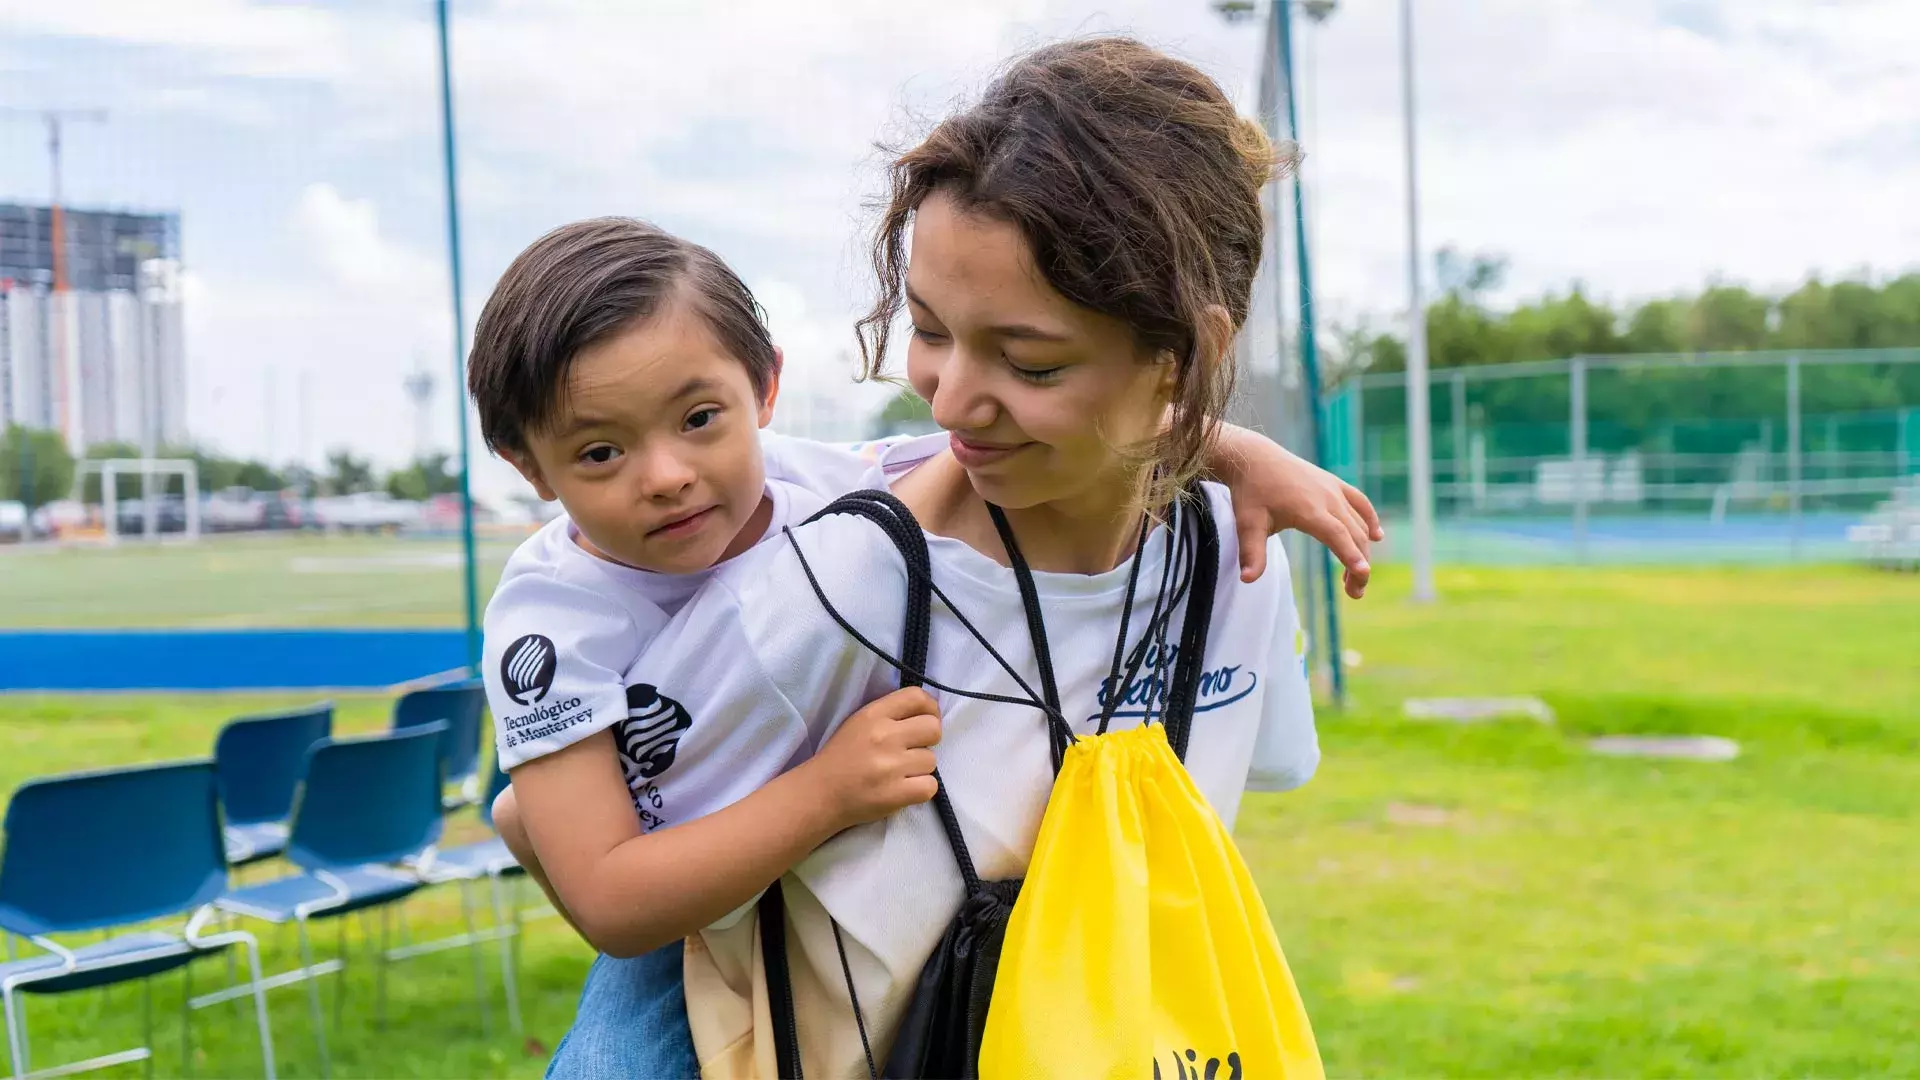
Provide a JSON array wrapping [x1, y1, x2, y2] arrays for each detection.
[[857, 36, 1281, 507]]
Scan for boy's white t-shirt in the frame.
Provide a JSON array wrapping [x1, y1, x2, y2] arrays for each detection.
[[482, 430, 895, 782], [620, 433, 1319, 1075]]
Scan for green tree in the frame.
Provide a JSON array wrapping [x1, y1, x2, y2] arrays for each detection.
[[80, 441, 143, 503], [1622, 298, 1688, 353], [232, 460, 285, 492], [0, 426, 77, 519], [871, 388, 936, 438], [1686, 284, 1771, 351], [323, 449, 377, 495], [385, 453, 462, 501]]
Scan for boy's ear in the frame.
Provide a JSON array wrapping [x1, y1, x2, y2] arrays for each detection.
[[504, 449, 558, 502], [758, 346, 783, 428]]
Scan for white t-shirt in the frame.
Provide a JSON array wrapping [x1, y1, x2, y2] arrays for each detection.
[[482, 430, 897, 780], [622, 433, 1319, 1074]]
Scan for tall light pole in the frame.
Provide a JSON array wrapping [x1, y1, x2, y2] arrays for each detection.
[[1400, 0, 1437, 602], [436, 0, 481, 675], [1213, 0, 1347, 706]]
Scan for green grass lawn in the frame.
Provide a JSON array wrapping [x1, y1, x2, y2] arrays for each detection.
[[1244, 564, 1920, 1077], [1, 564, 1915, 1076], [0, 535, 518, 629]]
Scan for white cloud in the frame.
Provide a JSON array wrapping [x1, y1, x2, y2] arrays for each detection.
[[291, 183, 442, 299], [1294, 0, 1920, 319], [0, 0, 355, 80], [11, 0, 1916, 477]]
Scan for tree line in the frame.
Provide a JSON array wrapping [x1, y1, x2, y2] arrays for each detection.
[[1337, 253, 1920, 380], [0, 432, 466, 513]]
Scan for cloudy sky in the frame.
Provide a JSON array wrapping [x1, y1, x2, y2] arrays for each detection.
[[3, 0, 1914, 501]]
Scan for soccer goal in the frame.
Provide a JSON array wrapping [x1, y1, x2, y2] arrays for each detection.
[[75, 457, 201, 544]]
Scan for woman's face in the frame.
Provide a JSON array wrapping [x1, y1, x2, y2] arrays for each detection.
[[904, 190, 1173, 517]]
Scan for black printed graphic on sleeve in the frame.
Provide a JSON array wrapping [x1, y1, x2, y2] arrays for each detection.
[[500, 634, 557, 706], [618, 684, 693, 781]]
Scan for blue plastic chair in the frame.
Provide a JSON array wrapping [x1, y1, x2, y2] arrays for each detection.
[[412, 758, 527, 1030], [213, 703, 333, 866], [0, 760, 276, 1079], [392, 680, 486, 809], [211, 725, 445, 1078]]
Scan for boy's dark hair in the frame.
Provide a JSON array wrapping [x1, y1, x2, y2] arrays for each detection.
[[858, 36, 1280, 506], [469, 217, 777, 455]]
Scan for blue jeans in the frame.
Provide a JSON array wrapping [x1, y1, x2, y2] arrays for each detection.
[[546, 943, 697, 1079]]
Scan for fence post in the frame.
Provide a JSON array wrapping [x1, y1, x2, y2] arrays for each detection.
[[1451, 370, 1467, 518], [1786, 354, 1802, 559], [1352, 379, 1365, 500], [1900, 406, 1914, 477], [1571, 355, 1588, 562]]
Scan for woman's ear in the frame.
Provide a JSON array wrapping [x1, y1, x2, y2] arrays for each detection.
[[1163, 305, 1234, 398]]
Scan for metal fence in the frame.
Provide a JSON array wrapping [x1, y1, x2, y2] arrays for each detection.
[[1322, 348, 1920, 563]]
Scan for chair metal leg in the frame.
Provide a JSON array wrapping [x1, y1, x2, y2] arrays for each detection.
[[221, 910, 239, 1015], [235, 932, 278, 1080], [5, 981, 27, 1080], [331, 916, 348, 1030], [487, 875, 523, 1033], [142, 976, 155, 1080], [296, 917, 330, 1079], [510, 878, 527, 988], [375, 908, 390, 1030], [457, 882, 491, 1034], [181, 963, 193, 1079], [11, 986, 27, 1078]]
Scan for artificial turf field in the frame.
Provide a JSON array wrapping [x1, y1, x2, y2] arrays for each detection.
[[2, 556, 1914, 1076]]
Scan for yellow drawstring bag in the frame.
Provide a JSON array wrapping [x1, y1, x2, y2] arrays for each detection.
[[763, 487, 1321, 1079], [979, 722, 1322, 1079]]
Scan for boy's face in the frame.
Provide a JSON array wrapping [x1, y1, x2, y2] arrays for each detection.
[[509, 293, 779, 575]]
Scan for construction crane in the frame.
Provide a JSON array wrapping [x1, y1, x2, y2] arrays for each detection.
[[2, 107, 109, 444]]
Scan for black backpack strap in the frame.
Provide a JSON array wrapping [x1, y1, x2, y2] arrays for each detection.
[[758, 882, 805, 1079], [762, 490, 978, 1080], [1162, 484, 1223, 760], [796, 490, 984, 892]]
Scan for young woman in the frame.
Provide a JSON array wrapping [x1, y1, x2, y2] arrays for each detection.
[[618, 36, 1324, 1076]]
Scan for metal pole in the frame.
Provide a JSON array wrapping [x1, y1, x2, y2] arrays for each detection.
[[1571, 356, 1588, 561], [1399, 0, 1436, 601], [1899, 407, 1912, 477], [48, 117, 70, 447], [1451, 370, 1467, 517], [17, 428, 34, 542], [1258, 4, 1311, 698], [1275, 0, 1344, 705], [437, 0, 482, 674], [1786, 354, 1802, 559], [1352, 377, 1365, 498]]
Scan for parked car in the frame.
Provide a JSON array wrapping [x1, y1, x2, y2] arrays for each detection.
[[202, 487, 268, 533], [0, 501, 25, 541], [114, 495, 190, 536], [31, 500, 88, 536], [311, 491, 423, 533], [262, 490, 318, 531]]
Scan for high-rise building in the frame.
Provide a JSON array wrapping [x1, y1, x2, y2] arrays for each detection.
[[0, 204, 178, 291], [0, 203, 186, 450]]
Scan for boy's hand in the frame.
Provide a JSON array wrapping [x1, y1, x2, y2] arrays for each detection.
[[807, 687, 942, 829], [1212, 423, 1383, 597]]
